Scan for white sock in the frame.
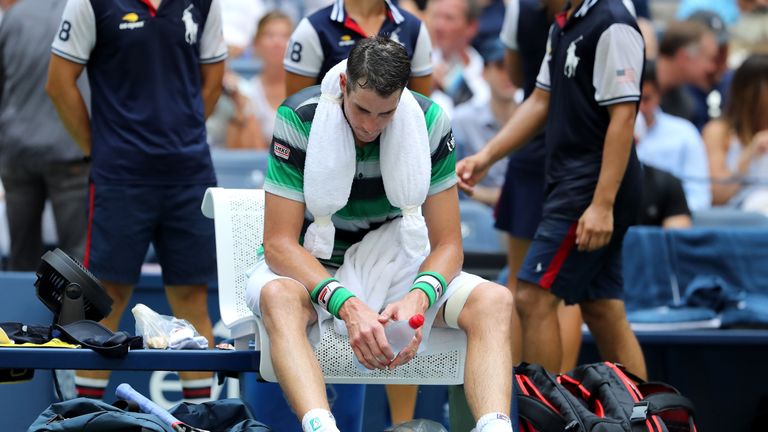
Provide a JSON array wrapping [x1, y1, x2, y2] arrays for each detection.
[[476, 412, 513, 432], [301, 408, 339, 432]]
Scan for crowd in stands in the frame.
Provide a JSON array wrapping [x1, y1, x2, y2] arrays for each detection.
[[1, 0, 768, 430]]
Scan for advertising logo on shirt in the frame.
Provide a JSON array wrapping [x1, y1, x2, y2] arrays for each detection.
[[119, 12, 145, 30]]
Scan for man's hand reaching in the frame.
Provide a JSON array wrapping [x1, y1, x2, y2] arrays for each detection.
[[456, 152, 492, 196], [339, 298, 393, 370]]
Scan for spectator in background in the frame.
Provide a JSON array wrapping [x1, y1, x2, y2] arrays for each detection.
[[47, 0, 227, 402], [657, 20, 718, 122], [223, 11, 293, 150], [398, 0, 427, 20], [635, 61, 712, 211], [0, 0, 90, 270], [640, 165, 693, 228], [678, 0, 768, 26], [220, 0, 265, 58], [677, 0, 742, 25], [0, 0, 16, 23], [729, 0, 768, 68], [470, 0, 506, 52], [703, 54, 768, 209], [426, 0, 488, 115], [683, 10, 734, 130], [283, 0, 433, 97], [452, 38, 517, 207]]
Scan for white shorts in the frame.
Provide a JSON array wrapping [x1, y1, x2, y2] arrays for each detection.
[[245, 256, 487, 351]]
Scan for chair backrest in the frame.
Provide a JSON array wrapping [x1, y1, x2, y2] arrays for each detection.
[[202, 187, 467, 384], [202, 188, 265, 343]]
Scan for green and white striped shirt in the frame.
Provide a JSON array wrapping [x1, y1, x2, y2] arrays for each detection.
[[265, 86, 458, 265]]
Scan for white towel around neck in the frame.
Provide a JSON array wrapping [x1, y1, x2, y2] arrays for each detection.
[[302, 59, 431, 259]]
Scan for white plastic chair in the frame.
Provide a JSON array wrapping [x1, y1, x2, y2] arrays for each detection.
[[201, 187, 467, 384]]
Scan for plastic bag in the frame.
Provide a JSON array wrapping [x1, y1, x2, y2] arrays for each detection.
[[131, 303, 208, 349], [385, 419, 448, 432]]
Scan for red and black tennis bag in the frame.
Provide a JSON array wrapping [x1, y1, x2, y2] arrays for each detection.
[[515, 362, 698, 432], [561, 362, 698, 432]]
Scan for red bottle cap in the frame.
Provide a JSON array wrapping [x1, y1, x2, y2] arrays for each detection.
[[408, 314, 425, 329]]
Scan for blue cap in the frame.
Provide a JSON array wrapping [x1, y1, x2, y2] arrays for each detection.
[[479, 38, 506, 65]]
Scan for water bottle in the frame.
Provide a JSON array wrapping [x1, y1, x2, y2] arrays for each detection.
[[353, 314, 425, 372]]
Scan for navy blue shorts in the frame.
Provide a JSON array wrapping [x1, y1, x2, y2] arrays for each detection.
[[85, 183, 217, 286], [494, 162, 546, 240], [517, 216, 629, 305]]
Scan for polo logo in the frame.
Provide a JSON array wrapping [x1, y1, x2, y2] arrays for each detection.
[[182, 4, 198, 45], [447, 133, 456, 152], [564, 35, 583, 78], [273, 142, 291, 159]]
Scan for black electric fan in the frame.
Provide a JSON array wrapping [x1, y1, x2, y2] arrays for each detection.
[[35, 248, 113, 326]]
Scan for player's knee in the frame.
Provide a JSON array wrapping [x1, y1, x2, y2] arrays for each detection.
[[463, 282, 514, 328], [260, 280, 305, 311]]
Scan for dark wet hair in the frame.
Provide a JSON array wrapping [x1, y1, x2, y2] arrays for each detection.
[[345, 36, 411, 97]]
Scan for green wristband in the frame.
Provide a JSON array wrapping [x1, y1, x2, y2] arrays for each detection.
[[311, 278, 338, 303], [410, 271, 447, 308], [410, 281, 437, 308], [312, 278, 356, 319], [327, 288, 356, 319]]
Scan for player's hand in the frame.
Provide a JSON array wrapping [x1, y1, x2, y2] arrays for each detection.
[[378, 291, 428, 369], [576, 202, 613, 252], [339, 298, 393, 370], [456, 152, 492, 196], [387, 326, 422, 369]]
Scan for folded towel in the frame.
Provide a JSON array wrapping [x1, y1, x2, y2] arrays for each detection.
[[303, 59, 431, 259]]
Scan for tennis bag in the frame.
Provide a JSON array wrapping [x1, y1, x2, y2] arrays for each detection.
[[515, 362, 698, 432], [28, 398, 272, 432]]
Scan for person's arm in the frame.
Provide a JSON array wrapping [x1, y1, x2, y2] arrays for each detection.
[[200, 61, 225, 119], [577, 23, 644, 251], [576, 102, 636, 251], [46, 55, 90, 155], [504, 49, 525, 88], [468, 185, 501, 206], [662, 214, 692, 228], [407, 21, 433, 96], [456, 87, 549, 193], [702, 119, 740, 205], [499, 0, 524, 86], [407, 74, 432, 97], [285, 71, 318, 96], [283, 17, 323, 96], [380, 186, 464, 368], [197, 0, 227, 118], [262, 192, 335, 294], [262, 192, 394, 370]]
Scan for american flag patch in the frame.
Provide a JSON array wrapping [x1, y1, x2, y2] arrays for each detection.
[[616, 68, 636, 84], [273, 142, 290, 160]]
